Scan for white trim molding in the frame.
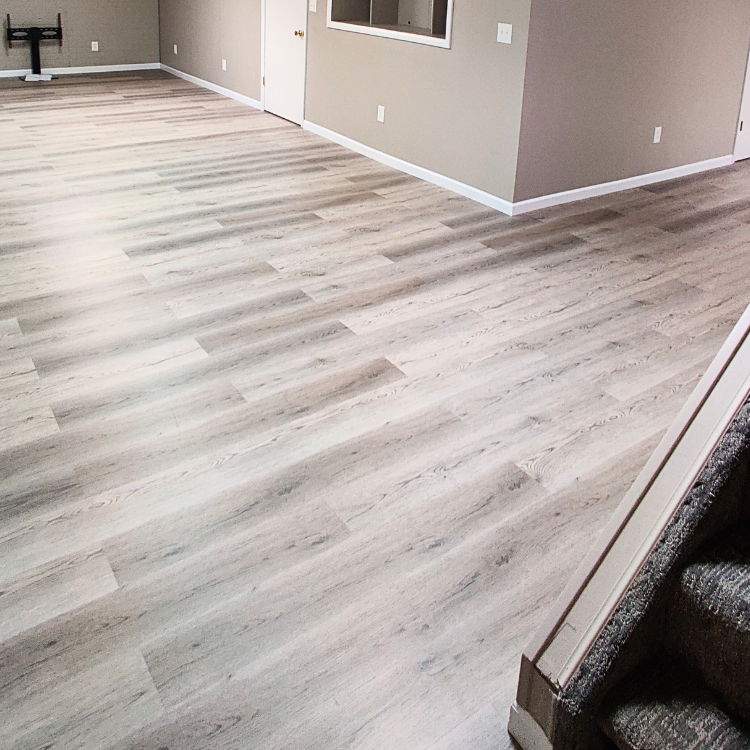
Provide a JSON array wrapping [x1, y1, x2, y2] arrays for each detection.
[[512, 155, 735, 215], [303, 120, 515, 215], [326, 20, 451, 49], [9, 61, 726, 220], [303, 121, 734, 218], [160, 64, 263, 111], [260, 0, 267, 111], [509, 704, 553, 750], [327, 0, 454, 49], [0, 63, 161, 79]]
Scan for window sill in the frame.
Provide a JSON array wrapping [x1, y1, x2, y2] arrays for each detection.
[[326, 19, 452, 49]]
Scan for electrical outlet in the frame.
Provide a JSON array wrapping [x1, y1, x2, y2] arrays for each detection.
[[497, 23, 512, 44], [173, 44, 178, 55], [653, 126, 662, 144], [91, 41, 99, 52], [377, 105, 385, 124], [222, 59, 227, 71], [309, 0, 317, 11]]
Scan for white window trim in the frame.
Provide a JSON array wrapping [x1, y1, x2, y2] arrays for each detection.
[[326, 0, 454, 49]]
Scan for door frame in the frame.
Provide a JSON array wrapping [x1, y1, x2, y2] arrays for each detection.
[[261, 0, 309, 124], [261, 0, 266, 111], [734, 40, 750, 161]]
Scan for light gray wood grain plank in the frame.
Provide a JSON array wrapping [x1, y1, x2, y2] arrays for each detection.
[[0, 550, 118, 643], [0, 404, 59, 452], [0, 648, 163, 750], [0, 318, 22, 340]]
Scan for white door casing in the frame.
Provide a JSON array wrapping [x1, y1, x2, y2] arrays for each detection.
[[264, 0, 308, 125], [735, 44, 750, 161]]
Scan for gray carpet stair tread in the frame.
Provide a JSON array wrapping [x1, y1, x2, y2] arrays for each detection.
[[601, 660, 750, 750], [668, 527, 750, 724]]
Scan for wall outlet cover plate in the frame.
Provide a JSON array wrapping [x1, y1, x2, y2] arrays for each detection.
[[497, 23, 513, 44]]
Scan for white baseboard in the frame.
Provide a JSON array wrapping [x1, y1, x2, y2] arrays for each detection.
[[4, 59, 728, 218], [508, 704, 553, 750], [160, 64, 262, 111], [512, 155, 735, 215], [302, 120, 516, 216], [0, 63, 160, 78], [302, 121, 734, 217]]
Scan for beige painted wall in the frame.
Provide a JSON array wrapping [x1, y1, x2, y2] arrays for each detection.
[[8, 0, 744, 207], [305, 0, 532, 203], [1, 0, 159, 71], [159, 0, 262, 102], [514, 0, 750, 202]]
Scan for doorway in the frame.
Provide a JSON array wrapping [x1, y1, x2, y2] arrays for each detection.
[[264, 0, 308, 125], [735, 45, 750, 161]]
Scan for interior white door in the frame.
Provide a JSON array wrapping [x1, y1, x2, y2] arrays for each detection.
[[264, 0, 308, 125], [735, 46, 750, 161]]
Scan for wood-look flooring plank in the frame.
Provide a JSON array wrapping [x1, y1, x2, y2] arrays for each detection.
[[0, 550, 118, 644], [0, 404, 59, 452], [0, 648, 163, 750]]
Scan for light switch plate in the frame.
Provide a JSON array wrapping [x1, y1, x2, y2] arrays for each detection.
[[91, 41, 99, 52], [654, 126, 662, 144], [222, 59, 227, 71], [173, 44, 178, 55], [309, 0, 317, 11], [377, 105, 385, 123], [497, 23, 512, 44]]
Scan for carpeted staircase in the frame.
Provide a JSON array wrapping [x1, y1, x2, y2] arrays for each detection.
[[600, 526, 750, 750], [510, 390, 750, 750]]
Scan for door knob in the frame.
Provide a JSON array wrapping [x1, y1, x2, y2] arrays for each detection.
[[294, 29, 305, 37]]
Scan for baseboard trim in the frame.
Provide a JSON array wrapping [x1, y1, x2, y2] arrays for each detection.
[[302, 122, 733, 217], [508, 704, 553, 750], [302, 120, 515, 216], [512, 155, 736, 215], [160, 64, 262, 111], [3, 63, 724, 217], [0, 63, 161, 78]]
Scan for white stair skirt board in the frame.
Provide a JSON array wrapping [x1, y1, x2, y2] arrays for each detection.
[[0, 63, 161, 78], [508, 704, 554, 750], [303, 121, 734, 217], [302, 120, 515, 215], [161, 64, 262, 111]]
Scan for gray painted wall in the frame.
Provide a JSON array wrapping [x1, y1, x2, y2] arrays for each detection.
[[1, 0, 159, 71], [305, 0, 532, 203], [514, 0, 750, 202], [159, 0, 263, 102]]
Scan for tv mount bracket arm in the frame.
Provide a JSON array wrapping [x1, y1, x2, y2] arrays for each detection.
[[7, 14, 63, 76]]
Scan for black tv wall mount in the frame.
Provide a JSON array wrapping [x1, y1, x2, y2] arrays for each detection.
[[6, 14, 63, 81]]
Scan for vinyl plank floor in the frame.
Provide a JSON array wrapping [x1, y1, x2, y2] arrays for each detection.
[[0, 550, 118, 644], [1, 70, 750, 750]]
